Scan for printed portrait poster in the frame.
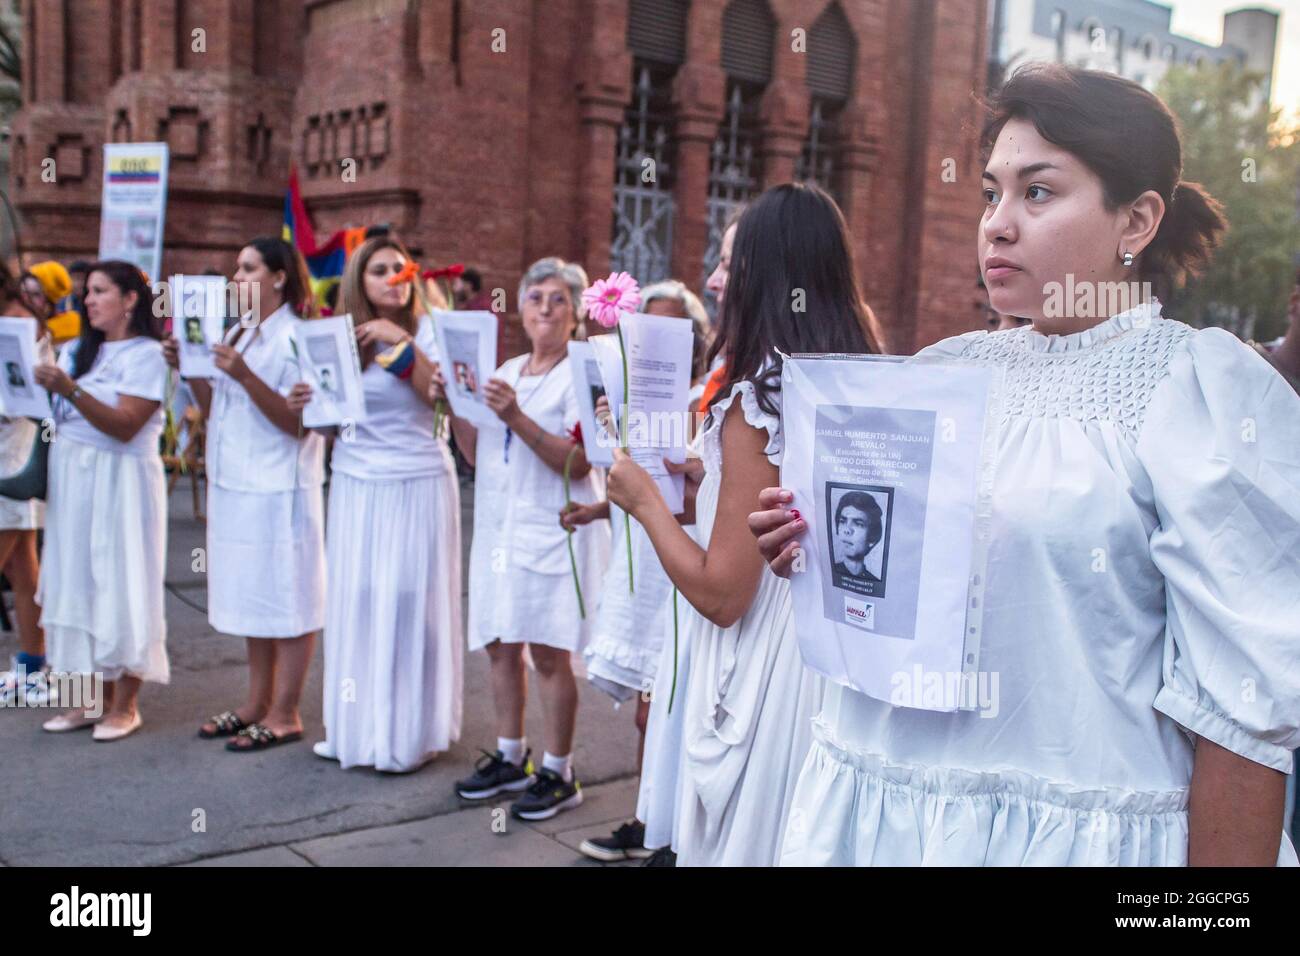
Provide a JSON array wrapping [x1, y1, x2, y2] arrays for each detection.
[[292, 313, 366, 428], [781, 354, 1001, 711], [567, 339, 613, 467], [0, 317, 51, 419], [431, 310, 498, 429], [170, 274, 228, 379]]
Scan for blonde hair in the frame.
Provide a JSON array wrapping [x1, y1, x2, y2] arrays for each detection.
[[339, 235, 430, 333]]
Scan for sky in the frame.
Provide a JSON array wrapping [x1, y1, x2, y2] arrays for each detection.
[[1167, 0, 1299, 121]]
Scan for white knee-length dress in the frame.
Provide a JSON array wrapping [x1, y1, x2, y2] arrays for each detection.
[[466, 353, 609, 654], [657, 380, 823, 866], [781, 302, 1300, 866], [39, 336, 169, 683], [321, 316, 463, 771], [204, 303, 326, 639]]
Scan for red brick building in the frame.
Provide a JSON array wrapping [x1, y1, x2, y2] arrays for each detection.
[[10, 0, 990, 353]]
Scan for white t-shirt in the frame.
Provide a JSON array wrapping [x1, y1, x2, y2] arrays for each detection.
[[206, 304, 325, 492], [53, 337, 167, 457], [330, 315, 451, 480]]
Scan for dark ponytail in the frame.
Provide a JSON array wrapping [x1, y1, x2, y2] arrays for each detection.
[[983, 64, 1227, 294], [1143, 180, 1226, 295], [247, 236, 315, 318], [72, 260, 160, 380]]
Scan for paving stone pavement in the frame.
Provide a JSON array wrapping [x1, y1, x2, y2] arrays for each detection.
[[0, 479, 645, 867]]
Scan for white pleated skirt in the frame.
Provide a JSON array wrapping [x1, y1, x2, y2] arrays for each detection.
[[207, 481, 326, 638], [38, 436, 168, 683], [321, 471, 464, 771], [584, 505, 672, 701]]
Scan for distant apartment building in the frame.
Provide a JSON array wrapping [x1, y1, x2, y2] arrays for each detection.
[[987, 0, 1279, 104]]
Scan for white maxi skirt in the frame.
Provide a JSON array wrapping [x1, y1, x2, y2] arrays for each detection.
[[207, 481, 326, 638], [321, 471, 464, 771], [38, 436, 168, 682]]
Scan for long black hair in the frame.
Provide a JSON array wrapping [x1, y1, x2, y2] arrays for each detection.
[[71, 260, 160, 380], [706, 182, 877, 421]]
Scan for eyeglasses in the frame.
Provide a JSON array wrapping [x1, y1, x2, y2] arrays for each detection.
[[524, 291, 572, 312]]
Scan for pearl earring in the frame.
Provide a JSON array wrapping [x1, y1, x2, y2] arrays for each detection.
[[1121, 251, 1134, 268]]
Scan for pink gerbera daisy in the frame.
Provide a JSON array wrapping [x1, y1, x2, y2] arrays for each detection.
[[582, 271, 642, 328]]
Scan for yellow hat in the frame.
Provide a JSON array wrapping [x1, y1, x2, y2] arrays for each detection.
[[26, 261, 80, 343], [27, 261, 72, 303]]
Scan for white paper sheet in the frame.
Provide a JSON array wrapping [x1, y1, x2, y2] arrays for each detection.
[[566, 339, 613, 467], [431, 309, 499, 429], [171, 274, 228, 379], [780, 354, 1001, 712], [293, 314, 366, 428], [592, 314, 693, 514], [0, 317, 52, 420]]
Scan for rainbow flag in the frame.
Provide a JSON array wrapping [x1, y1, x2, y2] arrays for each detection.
[[282, 165, 367, 310]]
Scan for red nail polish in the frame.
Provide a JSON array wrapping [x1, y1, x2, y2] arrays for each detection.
[[789, 509, 801, 520]]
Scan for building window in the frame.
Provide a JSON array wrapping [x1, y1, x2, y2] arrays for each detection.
[[611, 0, 688, 284], [702, 0, 774, 299], [1051, 9, 1066, 61], [1163, 43, 1176, 61], [797, 1, 854, 206], [1142, 36, 1156, 60], [610, 62, 677, 285]]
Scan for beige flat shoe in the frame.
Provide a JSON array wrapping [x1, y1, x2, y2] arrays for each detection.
[[42, 711, 100, 733], [92, 711, 143, 742]]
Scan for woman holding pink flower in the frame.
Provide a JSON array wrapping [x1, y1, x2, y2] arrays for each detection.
[[445, 256, 609, 822]]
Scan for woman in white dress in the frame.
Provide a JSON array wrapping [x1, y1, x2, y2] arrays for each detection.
[[751, 65, 1300, 866], [164, 237, 323, 752], [34, 261, 169, 741], [313, 235, 462, 772], [447, 257, 609, 821], [565, 280, 710, 862], [605, 184, 879, 865]]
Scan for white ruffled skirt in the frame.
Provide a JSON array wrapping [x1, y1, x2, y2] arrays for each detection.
[[584, 504, 673, 701], [38, 436, 168, 683], [780, 716, 1300, 866], [321, 471, 463, 771]]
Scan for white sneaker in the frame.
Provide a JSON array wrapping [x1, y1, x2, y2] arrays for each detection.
[[0, 659, 58, 706], [312, 740, 338, 761]]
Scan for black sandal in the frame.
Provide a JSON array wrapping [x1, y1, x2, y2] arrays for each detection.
[[225, 723, 303, 752], [198, 710, 247, 739]]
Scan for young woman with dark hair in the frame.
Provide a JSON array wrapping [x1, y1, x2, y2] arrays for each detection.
[[751, 64, 1300, 866], [33, 261, 169, 741], [162, 237, 323, 753], [604, 182, 877, 865]]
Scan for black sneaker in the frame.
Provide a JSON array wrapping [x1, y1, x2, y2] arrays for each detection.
[[578, 820, 652, 862], [455, 749, 535, 800], [641, 846, 677, 867], [509, 767, 583, 821]]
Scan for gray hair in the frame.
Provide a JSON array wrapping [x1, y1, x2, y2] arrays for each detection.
[[640, 279, 708, 326], [517, 256, 590, 320]]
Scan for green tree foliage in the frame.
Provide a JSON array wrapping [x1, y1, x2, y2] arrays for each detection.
[[1160, 63, 1300, 342]]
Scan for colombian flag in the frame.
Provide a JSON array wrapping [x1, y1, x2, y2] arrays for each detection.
[[282, 165, 367, 311]]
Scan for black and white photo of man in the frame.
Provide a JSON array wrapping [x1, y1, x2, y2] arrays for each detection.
[[827, 485, 892, 598]]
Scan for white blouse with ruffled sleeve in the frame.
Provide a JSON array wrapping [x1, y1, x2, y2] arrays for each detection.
[[781, 301, 1300, 866]]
